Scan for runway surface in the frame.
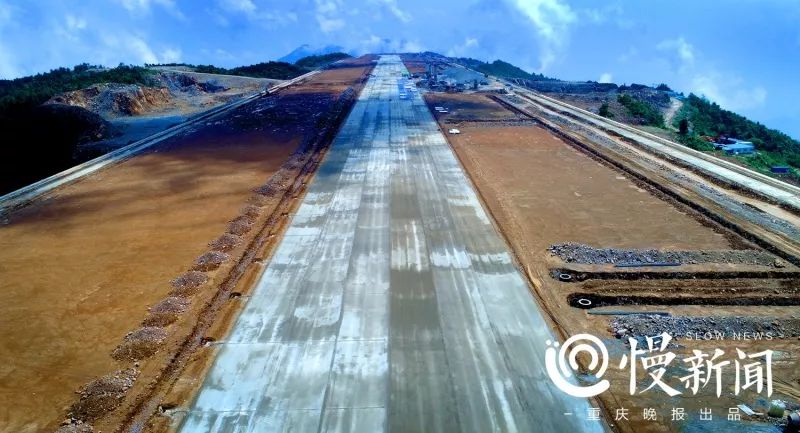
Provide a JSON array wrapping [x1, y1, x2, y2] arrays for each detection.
[[178, 55, 604, 433]]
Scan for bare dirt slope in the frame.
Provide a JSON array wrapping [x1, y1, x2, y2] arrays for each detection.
[[448, 124, 734, 252], [49, 70, 281, 151], [0, 58, 372, 433], [49, 70, 278, 119]]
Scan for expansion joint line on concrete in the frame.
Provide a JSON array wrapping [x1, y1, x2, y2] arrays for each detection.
[[176, 55, 605, 433]]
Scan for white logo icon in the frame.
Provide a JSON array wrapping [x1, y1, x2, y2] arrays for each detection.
[[545, 334, 611, 398]]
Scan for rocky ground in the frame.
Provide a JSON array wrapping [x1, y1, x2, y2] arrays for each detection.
[[47, 70, 277, 119], [549, 242, 783, 267], [45, 70, 281, 153], [610, 314, 800, 340]]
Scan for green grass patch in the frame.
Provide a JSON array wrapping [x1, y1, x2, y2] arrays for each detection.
[[617, 93, 664, 127]]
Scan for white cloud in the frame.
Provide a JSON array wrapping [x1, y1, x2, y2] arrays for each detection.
[[507, 0, 577, 72], [213, 0, 296, 27], [316, 0, 345, 33], [617, 46, 637, 63], [118, 0, 168, 12], [598, 72, 613, 83], [54, 14, 89, 42], [357, 35, 424, 54], [691, 72, 767, 111], [400, 40, 424, 53], [447, 37, 478, 57], [0, 1, 14, 26], [0, 42, 18, 79], [0, 2, 19, 78], [98, 32, 181, 65], [318, 16, 345, 32], [372, 0, 411, 23], [117, 0, 185, 19], [656, 37, 695, 70], [127, 36, 159, 64], [160, 47, 182, 63], [65, 15, 87, 32], [217, 0, 257, 15], [581, 3, 623, 24], [655, 36, 766, 111]]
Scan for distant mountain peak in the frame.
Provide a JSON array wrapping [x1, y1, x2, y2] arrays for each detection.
[[278, 44, 353, 64]]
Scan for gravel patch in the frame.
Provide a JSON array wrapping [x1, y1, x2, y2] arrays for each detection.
[[247, 193, 273, 207], [241, 204, 261, 219], [208, 233, 242, 252], [549, 243, 781, 267], [227, 216, 254, 236], [56, 421, 94, 433], [192, 251, 229, 272], [610, 315, 800, 339], [170, 271, 208, 296], [69, 368, 138, 421], [111, 327, 168, 361], [254, 169, 294, 196], [143, 297, 190, 326]]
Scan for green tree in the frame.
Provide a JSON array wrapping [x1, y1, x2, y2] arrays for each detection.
[[679, 118, 689, 135], [599, 102, 613, 118], [617, 93, 664, 127], [674, 93, 800, 165]]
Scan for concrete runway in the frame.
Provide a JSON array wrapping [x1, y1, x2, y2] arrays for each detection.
[[177, 55, 604, 433]]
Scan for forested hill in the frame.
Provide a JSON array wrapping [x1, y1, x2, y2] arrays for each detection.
[[294, 52, 352, 69], [675, 94, 800, 167], [0, 64, 155, 113], [0, 54, 345, 195], [452, 58, 555, 81]]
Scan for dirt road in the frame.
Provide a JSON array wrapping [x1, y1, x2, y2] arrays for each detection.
[[175, 55, 604, 433]]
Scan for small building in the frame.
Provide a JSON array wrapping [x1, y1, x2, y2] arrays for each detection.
[[771, 166, 791, 174], [722, 142, 755, 155], [717, 137, 755, 155]]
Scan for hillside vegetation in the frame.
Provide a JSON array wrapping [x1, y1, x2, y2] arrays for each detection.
[[453, 58, 554, 81], [0, 64, 155, 193], [0, 64, 155, 114], [676, 94, 800, 162], [0, 55, 344, 194], [168, 53, 349, 80], [469, 53, 800, 182], [673, 94, 800, 182], [0, 54, 337, 117], [617, 93, 664, 127], [294, 52, 351, 69], [186, 61, 303, 79]]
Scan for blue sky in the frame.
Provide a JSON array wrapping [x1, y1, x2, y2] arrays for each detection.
[[1, 0, 799, 138]]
